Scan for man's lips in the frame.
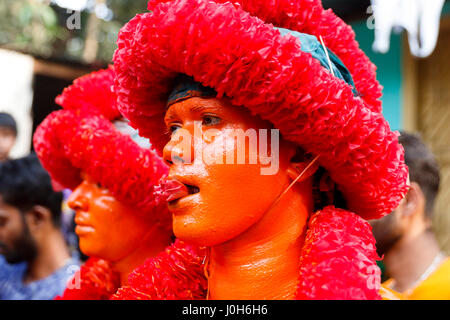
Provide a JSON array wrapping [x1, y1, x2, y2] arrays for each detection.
[[163, 179, 200, 203], [75, 225, 95, 235], [74, 213, 95, 235]]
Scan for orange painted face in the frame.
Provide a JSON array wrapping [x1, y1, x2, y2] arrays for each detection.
[[163, 97, 299, 246], [67, 173, 155, 261]]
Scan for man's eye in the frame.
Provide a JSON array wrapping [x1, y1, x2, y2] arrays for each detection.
[[170, 125, 181, 134], [202, 115, 221, 126]]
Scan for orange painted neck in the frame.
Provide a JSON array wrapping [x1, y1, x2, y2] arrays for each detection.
[[207, 179, 312, 300], [111, 223, 172, 286]]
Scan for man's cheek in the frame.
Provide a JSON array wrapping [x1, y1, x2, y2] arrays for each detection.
[[202, 134, 230, 165]]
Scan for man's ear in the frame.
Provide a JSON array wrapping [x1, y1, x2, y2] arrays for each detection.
[[287, 157, 320, 184], [401, 182, 424, 218], [24, 205, 52, 231]]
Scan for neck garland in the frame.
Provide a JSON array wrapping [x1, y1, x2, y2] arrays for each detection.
[[56, 240, 207, 300], [108, 206, 382, 300]]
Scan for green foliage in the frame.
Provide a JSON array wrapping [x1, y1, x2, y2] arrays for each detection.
[[0, 0, 148, 63], [0, 0, 67, 57]]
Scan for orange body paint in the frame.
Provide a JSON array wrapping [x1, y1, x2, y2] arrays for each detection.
[[163, 97, 315, 299]]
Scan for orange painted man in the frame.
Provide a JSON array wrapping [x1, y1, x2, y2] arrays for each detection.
[[34, 67, 207, 299], [113, 0, 409, 299]]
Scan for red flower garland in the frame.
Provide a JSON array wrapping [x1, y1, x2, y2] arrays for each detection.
[[113, 0, 409, 220], [57, 241, 207, 300], [296, 206, 381, 300], [112, 240, 208, 300], [57, 208, 381, 300], [108, 207, 380, 300], [55, 258, 120, 300]]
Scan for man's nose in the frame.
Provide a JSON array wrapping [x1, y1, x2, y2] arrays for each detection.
[[67, 182, 90, 211], [163, 129, 195, 165]]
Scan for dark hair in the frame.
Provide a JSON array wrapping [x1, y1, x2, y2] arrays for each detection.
[[0, 153, 63, 226], [292, 147, 346, 212], [0, 112, 17, 136], [398, 131, 440, 218]]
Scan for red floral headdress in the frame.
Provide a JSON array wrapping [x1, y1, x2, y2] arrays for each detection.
[[113, 0, 408, 221], [111, 0, 409, 299], [33, 66, 169, 216]]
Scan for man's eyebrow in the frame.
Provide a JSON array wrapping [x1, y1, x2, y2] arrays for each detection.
[[164, 112, 179, 122], [165, 103, 216, 122], [190, 104, 212, 113]]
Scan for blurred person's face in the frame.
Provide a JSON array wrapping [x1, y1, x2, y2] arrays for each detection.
[[0, 127, 16, 161], [67, 173, 156, 262], [0, 196, 38, 264], [369, 208, 403, 258], [162, 97, 312, 247], [370, 182, 425, 257]]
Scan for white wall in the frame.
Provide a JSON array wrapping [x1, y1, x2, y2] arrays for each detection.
[[0, 49, 34, 159]]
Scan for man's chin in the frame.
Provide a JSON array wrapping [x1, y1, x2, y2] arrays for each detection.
[[173, 222, 227, 247]]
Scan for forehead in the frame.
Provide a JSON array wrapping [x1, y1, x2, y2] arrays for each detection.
[[80, 171, 92, 183], [0, 127, 16, 137], [0, 195, 20, 218], [165, 97, 230, 115]]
